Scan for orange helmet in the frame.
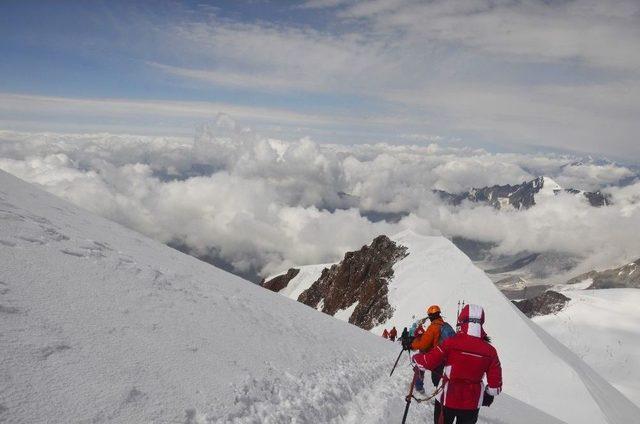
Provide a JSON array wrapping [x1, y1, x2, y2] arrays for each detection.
[[427, 305, 441, 315]]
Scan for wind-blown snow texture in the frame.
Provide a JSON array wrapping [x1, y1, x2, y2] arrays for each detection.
[[274, 230, 640, 423], [0, 170, 568, 423]]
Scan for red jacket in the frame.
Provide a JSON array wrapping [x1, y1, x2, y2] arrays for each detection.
[[389, 327, 397, 339], [382, 329, 389, 339], [412, 305, 502, 410]]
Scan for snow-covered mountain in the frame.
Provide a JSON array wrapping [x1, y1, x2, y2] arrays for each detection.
[[264, 230, 640, 423], [0, 169, 580, 424], [2, 169, 638, 423], [436, 176, 610, 209]]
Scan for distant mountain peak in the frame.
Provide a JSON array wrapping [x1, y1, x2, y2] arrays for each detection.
[[436, 176, 609, 209]]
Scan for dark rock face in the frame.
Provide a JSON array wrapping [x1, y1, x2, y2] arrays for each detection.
[[297, 235, 408, 330], [568, 259, 640, 289], [436, 176, 611, 209], [261, 268, 300, 292], [513, 290, 571, 318], [435, 177, 548, 209], [584, 191, 610, 207], [566, 189, 610, 207]]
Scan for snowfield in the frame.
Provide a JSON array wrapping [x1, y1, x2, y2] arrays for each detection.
[[0, 169, 637, 423], [535, 288, 640, 406]]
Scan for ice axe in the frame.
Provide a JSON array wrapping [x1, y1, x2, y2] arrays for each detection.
[[390, 340, 412, 377], [389, 347, 405, 377], [401, 367, 420, 424]]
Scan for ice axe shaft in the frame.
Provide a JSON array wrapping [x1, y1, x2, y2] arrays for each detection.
[[401, 368, 420, 424], [390, 348, 405, 377]]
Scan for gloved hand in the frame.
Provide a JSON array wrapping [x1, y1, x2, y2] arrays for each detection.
[[402, 335, 414, 350], [482, 389, 495, 407]]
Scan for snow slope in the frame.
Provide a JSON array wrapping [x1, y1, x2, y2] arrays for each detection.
[[273, 229, 640, 423], [0, 170, 566, 424], [534, 288, 640, 406], [537, 176, 563, 197]]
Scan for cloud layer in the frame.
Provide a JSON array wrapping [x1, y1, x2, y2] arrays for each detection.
[[0, 122, 638, 282]]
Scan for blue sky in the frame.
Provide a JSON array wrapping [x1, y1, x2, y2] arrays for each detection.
[[1, 0, 639, 159]]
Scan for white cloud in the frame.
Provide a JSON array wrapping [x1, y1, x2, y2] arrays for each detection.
[[1, 126, 638, 281]]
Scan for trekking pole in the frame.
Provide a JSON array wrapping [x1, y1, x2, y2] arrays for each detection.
[[401, 367, 420, 424], [390, 347, 405, 377]]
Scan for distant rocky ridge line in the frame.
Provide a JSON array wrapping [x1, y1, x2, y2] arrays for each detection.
[[567, 259, 640, 289], [262, 235, 408, 330], [435, 176, 610, 209]]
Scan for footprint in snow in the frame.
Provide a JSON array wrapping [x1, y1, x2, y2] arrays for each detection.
[[39, 344, 71, 360], [43, 228, 69, 242], [0, 239, 16, 247], [60, 249, 86, 258], [17, 236, 45, 244]]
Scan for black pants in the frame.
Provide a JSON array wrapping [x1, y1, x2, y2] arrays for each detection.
[[433, 401, 479, 424]]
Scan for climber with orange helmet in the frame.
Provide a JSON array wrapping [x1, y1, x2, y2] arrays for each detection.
[[410, 304, 454, 393]]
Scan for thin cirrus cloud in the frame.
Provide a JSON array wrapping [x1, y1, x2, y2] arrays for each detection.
[[146, 0, 640, 158], [1, 1, 639, 158]]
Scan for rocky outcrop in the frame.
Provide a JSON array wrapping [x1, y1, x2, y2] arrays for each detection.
[[513, 290, 571, 318], [297, 235, 408, 330], [261, 268, 300, 292], [495, 276, 551, 300], [436, 176, 611, 209], [565, 189, 610, 207], [568, 259, 640, 289]]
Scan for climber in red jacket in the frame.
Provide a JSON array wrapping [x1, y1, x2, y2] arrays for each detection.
[[412, 304, 502, 424], [389, 326, 398, 342]]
